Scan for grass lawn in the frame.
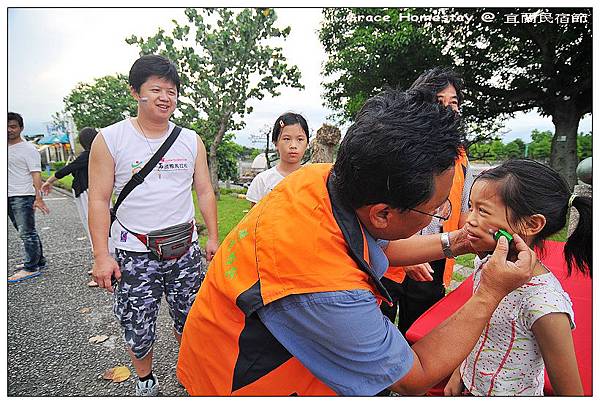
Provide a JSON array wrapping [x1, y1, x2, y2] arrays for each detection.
[[193, 191, 251, 247]]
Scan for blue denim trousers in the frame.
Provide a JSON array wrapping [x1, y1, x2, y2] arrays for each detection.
[[8, 196, 46, 272]]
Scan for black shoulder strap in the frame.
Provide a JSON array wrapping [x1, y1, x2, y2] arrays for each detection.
[[113, 125, 182, 216]]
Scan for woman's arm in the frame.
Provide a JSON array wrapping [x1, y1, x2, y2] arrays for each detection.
[[531, 312, 583, 396]]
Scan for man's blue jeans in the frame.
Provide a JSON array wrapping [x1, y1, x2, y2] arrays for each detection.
[[8, 196, 46, 272]]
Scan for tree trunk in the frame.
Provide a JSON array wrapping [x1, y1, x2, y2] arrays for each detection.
[[549, 104, 580, 190], [208, 113, 232, 200], [310, 124, 342, 163]]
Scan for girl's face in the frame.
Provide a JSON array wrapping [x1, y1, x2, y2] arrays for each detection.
[[465, 179, 519, 255], [275, 124, 308, 164]]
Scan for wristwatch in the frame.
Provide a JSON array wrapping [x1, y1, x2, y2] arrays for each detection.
[[440, 232, 455, 258]]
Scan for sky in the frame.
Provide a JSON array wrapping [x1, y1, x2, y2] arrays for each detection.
[[6, 6, 592, 148]]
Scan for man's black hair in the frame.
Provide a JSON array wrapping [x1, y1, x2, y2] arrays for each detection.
[[128, 55, 181, 94], [408, 67, 464, 106], [332, 89, 464, 210], [271, 112, 310, 143], [8, 112, 24, 128]]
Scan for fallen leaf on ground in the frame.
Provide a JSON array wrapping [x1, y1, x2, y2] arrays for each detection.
[[103, 366, 131, 383], [79, 307, 91, 314], [89, 335, 109, 344]]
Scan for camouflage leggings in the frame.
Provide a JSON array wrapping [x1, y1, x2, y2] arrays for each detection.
[[113, 242, 206, 359]]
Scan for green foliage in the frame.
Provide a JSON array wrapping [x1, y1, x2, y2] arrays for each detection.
[[126, 8, 303, 197], [51, 161, 67, 171], [528, 129, 552, 160], [63, 74, 137, 130], [320, 8, 591, 182], [469, 129, 591, 162], [211, 133, 244, 181], [319, 8, 452, 123], [577, 132, 592, 160]]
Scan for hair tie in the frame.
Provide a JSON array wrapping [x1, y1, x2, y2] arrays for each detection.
[[568, 194, 577, 208], [279, 120, 285, 128]]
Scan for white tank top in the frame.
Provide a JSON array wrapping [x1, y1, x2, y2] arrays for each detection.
[[102, 118, 198, 252]]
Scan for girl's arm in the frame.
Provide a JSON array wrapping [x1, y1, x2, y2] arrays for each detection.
[[532, 312, 583, 396]]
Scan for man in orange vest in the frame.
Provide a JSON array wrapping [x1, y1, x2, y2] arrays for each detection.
[[381, 67, 475, 335], [177, 89, 536, 396]]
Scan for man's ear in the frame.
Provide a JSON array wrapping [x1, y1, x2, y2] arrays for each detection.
[[369, 203, 391, 229], [522, 214, 546, 237], [130, 86, 140, 101]]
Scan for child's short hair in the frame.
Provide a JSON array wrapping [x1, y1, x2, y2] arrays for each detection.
[[78, 127, 98, 151], [271, 113, 309, 143], [475, 158, 591, 277]]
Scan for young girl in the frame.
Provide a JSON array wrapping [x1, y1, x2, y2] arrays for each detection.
[[445, 158, 591, 396], [246, 112, 309, 207]]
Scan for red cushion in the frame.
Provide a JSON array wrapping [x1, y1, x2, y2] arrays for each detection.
[[405, 240, 592, 396]]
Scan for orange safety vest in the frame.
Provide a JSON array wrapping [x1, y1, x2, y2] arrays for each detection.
[[384, 149, 469, 287], [177, 163, 392, 396]]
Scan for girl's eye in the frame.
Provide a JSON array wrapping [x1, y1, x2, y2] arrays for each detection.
[[479, 208, 488, 215]]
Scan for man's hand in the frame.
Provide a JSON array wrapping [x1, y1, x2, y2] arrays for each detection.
[[448, 227, 476, 256], [40, 180, 54, 196], [205, 238, 219, 262], [92, 254, 121, 293], [444, 368, 465, 396], [478, 234, 535, 302], [404, 263, 434, 282], [33, 198, 50, 214]]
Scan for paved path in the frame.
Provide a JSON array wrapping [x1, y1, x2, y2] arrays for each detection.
[[7, 189, 186, 397]]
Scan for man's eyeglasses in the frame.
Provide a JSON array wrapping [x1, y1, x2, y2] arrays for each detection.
[[407, 198, 452, 221], [386, 176, 452, 221]]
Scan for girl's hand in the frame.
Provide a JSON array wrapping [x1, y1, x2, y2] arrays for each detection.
[[444, 367, 465, 396]]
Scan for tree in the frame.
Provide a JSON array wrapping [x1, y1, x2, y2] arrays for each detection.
[[63, 74, 137, 130], [320, 8, 591, 187], [126, 8, 303, 198], [431, 8, 591, 187], [212, 133, 244, 182], [504, 138, 526, 158], [528, 129, 552, 160], [319, 8, 452, 123]]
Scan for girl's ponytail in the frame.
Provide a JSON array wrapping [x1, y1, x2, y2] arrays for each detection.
[[564, 195, 592, 277]]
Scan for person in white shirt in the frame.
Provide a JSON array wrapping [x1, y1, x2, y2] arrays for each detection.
[[88, 55, 218, 396], [246, 113, 309, 207], [8, 112, 49, 283]]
